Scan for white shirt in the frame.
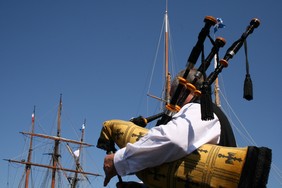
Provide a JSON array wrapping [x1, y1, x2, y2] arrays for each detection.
[[114, 103, 221, 176]]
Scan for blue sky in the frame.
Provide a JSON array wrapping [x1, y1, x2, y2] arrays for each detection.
[[1, 1, 282, 187]]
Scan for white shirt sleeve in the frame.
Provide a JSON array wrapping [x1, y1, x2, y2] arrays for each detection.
[[114, 103, 221, 176]]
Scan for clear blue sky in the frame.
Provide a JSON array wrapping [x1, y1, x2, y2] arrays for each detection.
[[1, 1, 282, 187]]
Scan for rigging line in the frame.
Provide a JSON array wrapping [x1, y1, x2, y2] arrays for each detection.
[[145, 15, 165, 117], [6, 162, 10, 188], [36, 102, 59, 136], [215, 90, 253, 145], [12, 135, 48, 159], [55, 158, 70, 185], [83, 147, 104, 177], [218, 89, 258, 146], [224, 111, 255, 146], [135, 70, 153, 117], [30, 168, 35, 188], [147, 17, 165, 95], [18, 170, 26, 188], [274, 164, 282, 178], [8, 133, 30, 162], [218, 74, 228, 106], [272, 164, 282, 184], [216, 73, 259, 144], [214, 91, 251, 145], [60, 109, 86, 140], [36, 118, 48, 136], [219, 86, 282, 184]]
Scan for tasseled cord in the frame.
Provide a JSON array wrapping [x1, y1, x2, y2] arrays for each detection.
[[200, 81, 214, 120], [243, 39, 253, 101], [200, 37, 214, 121]]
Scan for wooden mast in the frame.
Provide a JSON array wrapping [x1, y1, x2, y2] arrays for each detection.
[[213, 24, 221, 107], [164, 0, 171, 105], [51, 94, 62, 188], [24, 106, 36, 188], [146, 0, 172, 107], [214, 55, 221, 107], [71, 119, 86, 188]]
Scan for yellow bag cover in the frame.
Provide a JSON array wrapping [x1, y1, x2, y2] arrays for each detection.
[[97, 119, 271, 188]]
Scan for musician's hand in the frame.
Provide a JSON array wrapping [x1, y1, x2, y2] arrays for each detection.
[[103, 153, 117, 186]]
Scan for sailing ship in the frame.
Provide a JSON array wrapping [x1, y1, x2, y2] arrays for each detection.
[[4, 95, 101, 188]]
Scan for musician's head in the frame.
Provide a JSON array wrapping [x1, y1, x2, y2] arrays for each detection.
[[170, 68, 204, 104]]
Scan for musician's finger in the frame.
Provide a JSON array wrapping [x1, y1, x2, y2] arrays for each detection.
[[103, 175, 111, 187]]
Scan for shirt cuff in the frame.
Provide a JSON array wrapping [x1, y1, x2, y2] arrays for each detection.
[[114, 147, 129, 176]]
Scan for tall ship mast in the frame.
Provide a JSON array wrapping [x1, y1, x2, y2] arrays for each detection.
[[164, 2, 171, 105], [4, 95, 101, 188], [24, 106, 36, 188], [147, 0, 173, 110]]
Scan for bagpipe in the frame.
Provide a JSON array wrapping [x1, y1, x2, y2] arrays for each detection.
[[97, 16, 272, 187], [98, 120, 271, 188]]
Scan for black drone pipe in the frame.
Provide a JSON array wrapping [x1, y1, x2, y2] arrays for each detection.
[[204, 18, 260, 87], [169, 16, 217, 106], [135, 18, 260, 127], [176, 37, 226, 108], [156, 36, 226, 126], [154, 16, 217, 126]]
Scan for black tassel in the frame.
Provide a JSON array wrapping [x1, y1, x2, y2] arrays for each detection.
[[244, 73, 253, 100], [200, 82, 214, 120], [243, 39, 253, 101]]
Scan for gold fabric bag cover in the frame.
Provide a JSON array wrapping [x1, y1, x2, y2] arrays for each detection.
[[97, 119, 271, 188]]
